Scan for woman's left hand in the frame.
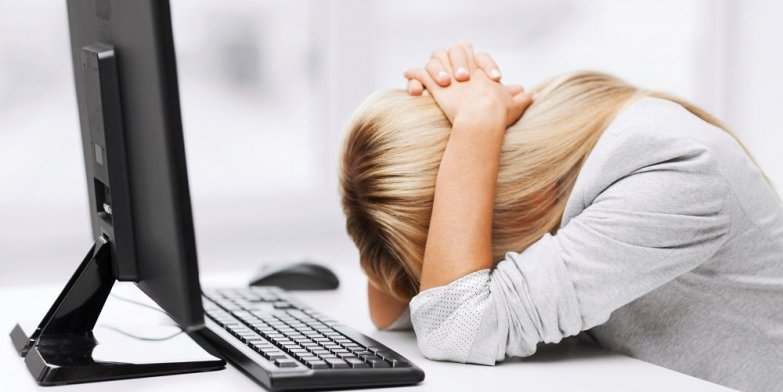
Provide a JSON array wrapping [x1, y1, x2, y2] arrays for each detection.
[[403, 43, 533, 128]]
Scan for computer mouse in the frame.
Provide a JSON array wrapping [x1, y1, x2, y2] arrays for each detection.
[[249, 261, 340, 290]]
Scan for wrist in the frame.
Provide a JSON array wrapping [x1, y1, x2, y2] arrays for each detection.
[[452, 110, 506, 148], [453, 100, 505, 130]]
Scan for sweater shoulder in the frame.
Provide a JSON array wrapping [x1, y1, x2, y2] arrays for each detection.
[[561, 97, 728, 226]]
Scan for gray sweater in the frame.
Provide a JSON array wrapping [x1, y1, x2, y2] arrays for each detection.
[[406, 97, 783, 392]]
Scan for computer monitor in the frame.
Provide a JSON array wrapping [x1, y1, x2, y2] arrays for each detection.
[[9, 0, 225, 385], [69, 0, 204, 329]]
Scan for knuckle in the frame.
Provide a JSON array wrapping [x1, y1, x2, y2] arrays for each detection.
[[447, 46, 463, 58]]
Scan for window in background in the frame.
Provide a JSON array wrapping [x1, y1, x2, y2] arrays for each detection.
[[170, 0, 348, 266], [172, 0, 328, 199]]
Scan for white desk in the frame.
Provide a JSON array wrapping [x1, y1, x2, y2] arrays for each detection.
[[1, 265, 735, 391]]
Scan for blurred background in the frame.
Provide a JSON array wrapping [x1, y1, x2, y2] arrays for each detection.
[[1, 0, 782, 286]]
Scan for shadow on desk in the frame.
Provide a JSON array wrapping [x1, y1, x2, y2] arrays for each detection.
[[506, 336, 609, 364], [375, 328, 610, 366]]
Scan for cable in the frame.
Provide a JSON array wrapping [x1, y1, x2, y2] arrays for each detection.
[[109, 293, 170, 315], [102, 293, 184, 341], [98, 324, 184, 341]]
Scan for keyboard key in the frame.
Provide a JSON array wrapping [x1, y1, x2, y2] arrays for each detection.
[[306, 360, 329, 369], [257, 343, 277, 350], [285, 309, 309, 318], [364, 357, 391, 368], [263, 350, 288, 360], [266, 353, 289, 361], [233, 310, 253, 319], [325, 358, 350, 369], [374, 351, 394, 360], [274, 359, 298, 368], [389, 359, 412, 368], [345, 358, 369, 368], [292, 352, 312, 361]]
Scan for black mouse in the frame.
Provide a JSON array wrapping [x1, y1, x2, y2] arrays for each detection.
[[249, 261, 340, 290]]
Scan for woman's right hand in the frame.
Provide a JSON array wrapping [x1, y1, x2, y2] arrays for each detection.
[[404, 43, 504, 95], [403, 43, 533, 128]]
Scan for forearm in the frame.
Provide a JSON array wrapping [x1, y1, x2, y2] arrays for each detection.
[[367, 281, 408, 329], [420, 110, 505, 291]]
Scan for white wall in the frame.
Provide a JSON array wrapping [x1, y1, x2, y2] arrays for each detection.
[[1, 0, 781, 286], [719, 1, 783, 190]]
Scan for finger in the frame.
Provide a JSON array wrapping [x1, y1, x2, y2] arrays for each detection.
[[448, 45, 470, 82], [514, 92, 534, 108], [408, 79, 424, 96], [475, 52, 502, 81], [431, 49, 451, 66], [509, 92, 535, 124], [505, 84, 524, 96], [404, 67, 438, 92], [458, 42, 476, 69], [430, 49, 451, 87], [424, 58, 451, 87]]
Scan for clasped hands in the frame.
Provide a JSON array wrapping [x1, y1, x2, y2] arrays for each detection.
[[403, 43, 534, 129]]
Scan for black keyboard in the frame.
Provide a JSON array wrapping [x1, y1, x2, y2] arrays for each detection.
[[200, 287, 425, 390]]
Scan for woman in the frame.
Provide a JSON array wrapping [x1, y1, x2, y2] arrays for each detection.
[[339, 43, 783, 391]]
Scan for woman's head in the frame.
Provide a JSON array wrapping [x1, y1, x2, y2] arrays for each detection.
[[339, 71, 719, 302]]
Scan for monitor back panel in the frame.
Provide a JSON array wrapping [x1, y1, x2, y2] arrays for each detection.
[[67, 0, 204, 329]]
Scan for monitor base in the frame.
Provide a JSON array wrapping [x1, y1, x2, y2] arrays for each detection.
[[11, 323, 225, 386], [9, 237, 225, 385]]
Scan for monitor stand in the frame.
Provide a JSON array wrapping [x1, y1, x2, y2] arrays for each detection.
[[9, 236, 225, 385]]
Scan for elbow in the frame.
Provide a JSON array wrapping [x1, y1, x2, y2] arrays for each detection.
[[415, 334, 464, 363], [370, 312, 392, 330], [411, 308, 495, 365], [409, 269, 497, 364], [414, 332, 497, 365]]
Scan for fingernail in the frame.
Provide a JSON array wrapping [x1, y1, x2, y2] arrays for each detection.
[[455, 67, 469, 78], [437, 71, 450, 82], [490, 69, 501, 79]]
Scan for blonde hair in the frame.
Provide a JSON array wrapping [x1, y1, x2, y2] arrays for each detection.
[[339, 71, 737, 302]]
